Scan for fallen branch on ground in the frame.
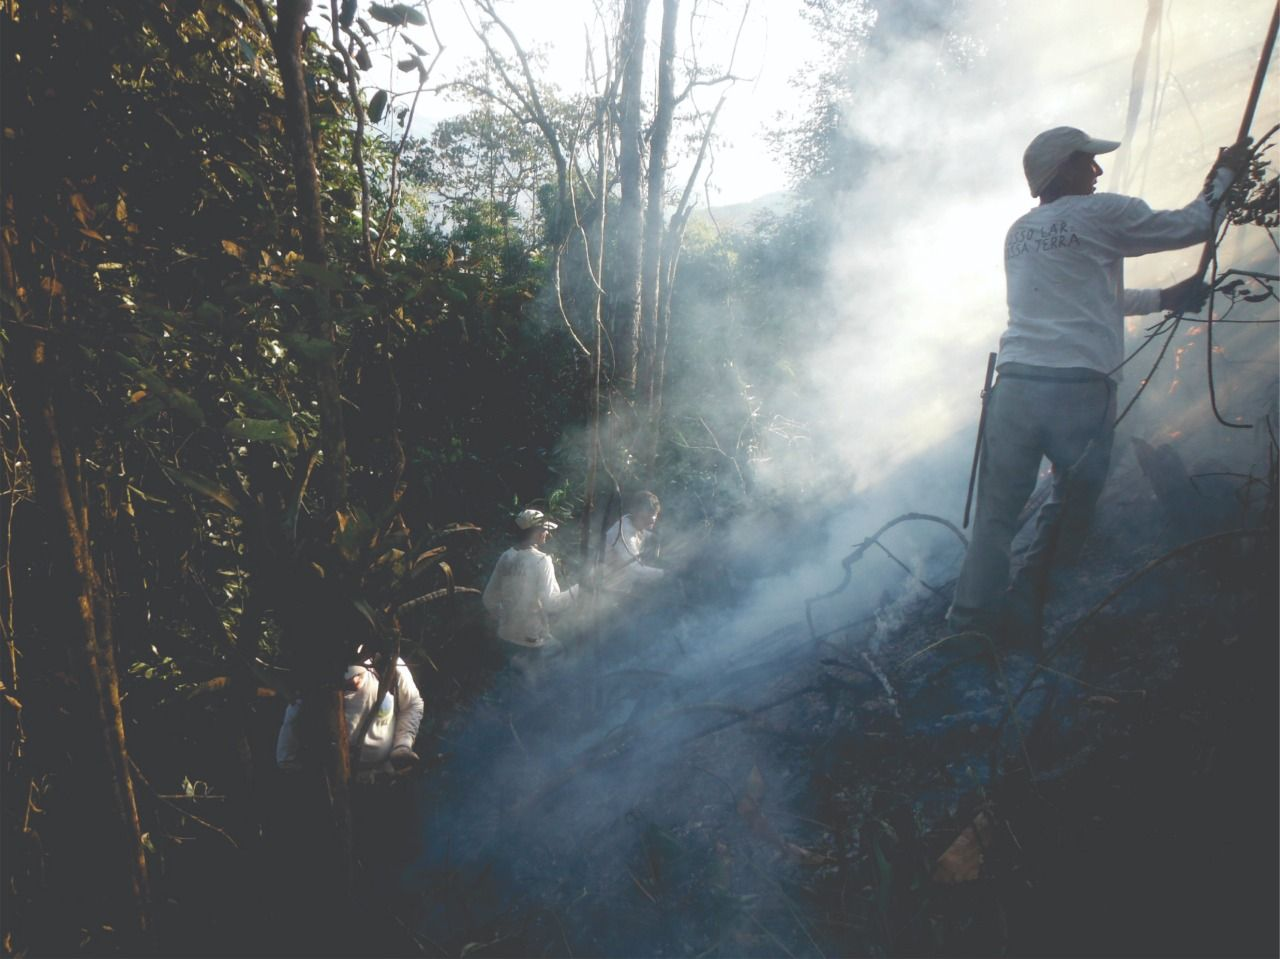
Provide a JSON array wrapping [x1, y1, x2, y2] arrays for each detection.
[[806, 513, 967, 640]]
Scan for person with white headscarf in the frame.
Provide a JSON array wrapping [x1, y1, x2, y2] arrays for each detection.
[[603, 490, 665, 594]]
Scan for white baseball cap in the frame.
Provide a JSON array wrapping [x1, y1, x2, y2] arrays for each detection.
[[515, 508, 558, 531], [1023, 126, 1120, 197]]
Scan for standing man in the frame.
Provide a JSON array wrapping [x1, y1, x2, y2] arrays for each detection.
[[948, 126, 1251, 644]]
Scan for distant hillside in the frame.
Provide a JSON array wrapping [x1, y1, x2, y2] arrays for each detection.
[[692, 189, 794, 232]]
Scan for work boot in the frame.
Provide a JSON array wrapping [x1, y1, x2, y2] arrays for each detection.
[[945, 604, 1001, 638]]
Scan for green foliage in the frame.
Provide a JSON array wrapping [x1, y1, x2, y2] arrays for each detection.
[[1, 2, 567, 948], [0, 0, 877, 950], [368, 2, 427, 27], [398, 102, 573, 248], [368, 88, 389, 123], [127, 656, 191, 697], [224, 417, 300, 451]]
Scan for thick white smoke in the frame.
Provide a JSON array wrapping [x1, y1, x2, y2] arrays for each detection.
[[791, 0, 1277, 492], [669, 0, 1278, 654], [409, 6, 1277, 950]]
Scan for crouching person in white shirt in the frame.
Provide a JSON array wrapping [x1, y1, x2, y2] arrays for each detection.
[[276, 656, 424, 782], [275, 654, 425, 899], [482, 508, 579, 681]]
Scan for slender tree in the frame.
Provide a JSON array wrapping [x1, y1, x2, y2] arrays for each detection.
[[612, 0, 652, 389], [638, 0, 680, 413], [2, 4, 154, 946]]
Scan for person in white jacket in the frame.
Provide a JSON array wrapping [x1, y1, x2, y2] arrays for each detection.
[[948, 126, 1252, 645], [603, 490, 665, 594], [482, 508, 579, 651], [276, 657, 424, 783]]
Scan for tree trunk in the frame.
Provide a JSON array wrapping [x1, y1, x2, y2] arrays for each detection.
[[4, 330, 153, 946], [650, 207, 693, 456], [611, 0, 650, 391], [270, 0, 348, 509], [581, 101, 611, 571], [648, 92, 727, 468], [638, 0, 679, 457], [1, 54, 154, 919], [272, 1, 326, 265], [265, 0, 356, 909], [303, 686, 355, 889]]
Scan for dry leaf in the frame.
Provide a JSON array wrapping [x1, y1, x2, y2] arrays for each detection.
[[932, 811, 993, 884], [70, 192, 93, 225]]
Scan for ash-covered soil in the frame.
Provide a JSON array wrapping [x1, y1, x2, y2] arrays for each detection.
[[402, 444, 1278, 958]]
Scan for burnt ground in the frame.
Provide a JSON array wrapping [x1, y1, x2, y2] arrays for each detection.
[[395, 446, 1278, 958]]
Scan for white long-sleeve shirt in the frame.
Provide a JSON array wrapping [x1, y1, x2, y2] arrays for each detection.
[[604, 514, 665, 592], [998, 167, 1233, 375], [276, 659, 424, 780], [482, 546, 577, 646]]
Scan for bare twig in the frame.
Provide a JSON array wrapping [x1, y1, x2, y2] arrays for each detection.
[[129, 758, 239, 849], [328, 1, 374, 272], [806, 513, 967, 640], [374, 9, 444, 264], [873, 541, 946, 599]]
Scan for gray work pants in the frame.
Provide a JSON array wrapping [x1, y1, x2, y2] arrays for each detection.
[[948, 364, 1116, 632]]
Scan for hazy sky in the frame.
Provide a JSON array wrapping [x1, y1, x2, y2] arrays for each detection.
[[358, 0, 1279, 210], [356, 0, 822, 205]]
